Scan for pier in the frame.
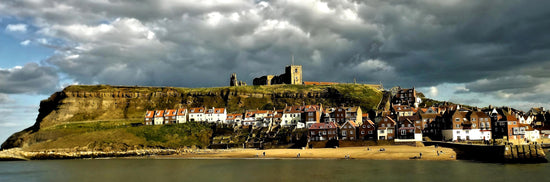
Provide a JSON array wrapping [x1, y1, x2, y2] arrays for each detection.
[[423, 141, 548, 163]]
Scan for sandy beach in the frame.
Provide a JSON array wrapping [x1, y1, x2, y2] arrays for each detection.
[[157, 145, 457, 161]]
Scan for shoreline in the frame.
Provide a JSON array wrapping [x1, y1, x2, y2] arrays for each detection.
[[1, 145, 456, 161]]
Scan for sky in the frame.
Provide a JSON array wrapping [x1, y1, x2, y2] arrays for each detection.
[[1, 0, 550, 143]]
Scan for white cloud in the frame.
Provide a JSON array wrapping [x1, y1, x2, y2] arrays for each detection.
[[5, 24, 27, 32], [429, 86, 438, 97], [20, 40, 31, 46]]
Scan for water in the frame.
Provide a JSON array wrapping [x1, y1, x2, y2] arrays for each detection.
[[1, 158, 549, 182]]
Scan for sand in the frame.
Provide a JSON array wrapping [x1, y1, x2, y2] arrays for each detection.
[[159, 146, 457, 161]]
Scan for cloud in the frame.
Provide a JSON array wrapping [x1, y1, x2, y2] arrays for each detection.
[[0, 63, 59, 94], [0, 0, 549, 110], [5, 23, 27, 32], [429, 86, 438, 97], [0, 93, 11, 103], [20, 40, 31, 46]]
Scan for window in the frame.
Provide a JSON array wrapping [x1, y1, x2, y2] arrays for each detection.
[[361, 131, 365, 134], [388, 129, 393, 133], [323, 131, 327, 135], [362, 125, 366, 128], [311, 131, 315, 135], [380, 130, 385, 134], [472, 118, 476, 121], [367, 125, 371, 128], [401, 130, 406, 135], [455, 118, 460, 122], [342, 131, 347, 135], [381, 124, 385, 127], [473, 124, 476, 128], [368, 131, 373, 134], [456, 124, 460, 128], [350, 131, 353, 135], [466, 130, 469, 134], [457, 131, 460, 134]]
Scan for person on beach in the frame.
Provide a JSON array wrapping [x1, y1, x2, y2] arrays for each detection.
[[263, 152, 265, 157], [419, 152, 422, 158], [437, 151, 439, 156], [297, 153, 300, 158]]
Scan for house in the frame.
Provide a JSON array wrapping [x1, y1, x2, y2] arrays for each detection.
[[322, 108, 336, 123], [303, 105, 322, 127], [340, 120, 357, 140], [467, 111, 492, 141], [393, 87, 422, 108], [505, 115, 522, 144], [226, 113, 243, 125], [521, 123, 540, 143], [176, 108, 188, 124], [144, 111, 155, 125], [205, 107, 227, 124], [396, 118, 416, 140], [334, 106, 362, 125], [282, 106, 304, 127], [392, 104, 415, 117], [164, 109, 177, 124], [309, 122, 339, 141], [418, 113, 439, 133], [188, 107, 205, 122], [153, 110, 165, 125], [358, 119, 376, 140], [377, 116, 396, 140]]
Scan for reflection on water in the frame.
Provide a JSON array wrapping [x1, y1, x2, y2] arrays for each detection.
[[1, 158, 550, 182]]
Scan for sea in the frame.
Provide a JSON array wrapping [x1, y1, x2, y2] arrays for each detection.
[[1, 156, 550, 182]]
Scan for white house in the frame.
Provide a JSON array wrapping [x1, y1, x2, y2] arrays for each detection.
[[282, 106, 303, 127], [188, 107, 205, 122], [205, 107, 227, 124], [153, 110, 165, 125], [176, 108, 188, 123]]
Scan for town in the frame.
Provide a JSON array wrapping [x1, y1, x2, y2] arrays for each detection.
[[144, 88, 549, 146]]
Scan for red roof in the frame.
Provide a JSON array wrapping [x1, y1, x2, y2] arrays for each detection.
[[303, 105, 320, 112], [189, 107, 205, 114], [154, 110, 164, 117], [164, 109, 177, 117], [309, 122, 339, 130], [177, 108, 187, 116], [145, 111, 155, 118], [284, 106, 304, 113], [303, 81, 339, 85]]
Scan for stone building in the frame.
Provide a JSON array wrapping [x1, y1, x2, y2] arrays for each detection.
[[229, 73, 246, 86], [253, 65, 302, 85]]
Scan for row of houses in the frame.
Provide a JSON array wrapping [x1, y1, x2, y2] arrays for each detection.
[[144, 104, 363, 129], [144, 88, 550, 144]]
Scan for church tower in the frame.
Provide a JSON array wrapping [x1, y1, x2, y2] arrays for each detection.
[[285, 63, 302, 85]]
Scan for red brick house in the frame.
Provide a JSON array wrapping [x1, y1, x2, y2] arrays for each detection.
[[309, 122, 339, 141], [340, 120, 357, 140], [144, 110, 155, 125], [358, 119, 376, 140], [377, 116, 396, 140]]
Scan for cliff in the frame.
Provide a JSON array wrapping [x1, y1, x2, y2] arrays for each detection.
[[1, 84, 382, 150]]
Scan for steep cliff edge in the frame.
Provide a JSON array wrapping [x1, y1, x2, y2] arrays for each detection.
[[1, 84, 382, 150]]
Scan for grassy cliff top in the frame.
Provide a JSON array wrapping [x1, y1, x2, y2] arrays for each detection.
[[63, 83, 382, 95]]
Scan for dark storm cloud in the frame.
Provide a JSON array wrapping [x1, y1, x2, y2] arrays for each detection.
[[0, 63, 59, 94], [1, 0, 550, 93]]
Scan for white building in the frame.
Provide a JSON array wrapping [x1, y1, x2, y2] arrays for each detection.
[[282, 106, 303, 127], [188, 107, 205, 122], [153, 110, 165, 125], [205, 107, 227, 124], [176, 108, 188, 123]]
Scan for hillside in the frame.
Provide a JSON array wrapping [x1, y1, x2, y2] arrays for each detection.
[[1, 84, 383, 150]]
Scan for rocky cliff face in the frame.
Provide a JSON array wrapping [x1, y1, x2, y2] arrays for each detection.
[[1, 84, 382, 149]]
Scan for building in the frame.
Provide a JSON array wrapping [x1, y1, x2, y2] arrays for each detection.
[[334, 106, 362, 125], [396, 118, 416, 140], [253, 64, 302, 85], [188, 107, 205, 122], [176, 108, 188, 124], [309, 122, 339, 141], [226, 113, 243, 125], [153, 110, 165, 125], [164, 109, 177, 124], [144, 111, 155, 125], [229, 73, 246, 86], [393, 87, 421, 108], [303, 105, 322, 128], [340, 120, 357, 140], [358, 120, 376, 140], [205, 107, 227, 124], [377, 116, 396, 140], [282, 105, 303, 127]]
